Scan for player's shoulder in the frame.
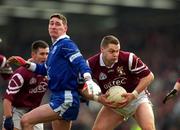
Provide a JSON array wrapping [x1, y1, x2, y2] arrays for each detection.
[[58, 37, 73, 45], [119, 50, 138, 59], [59, 38, 78, 50], [120, 50, 133, 56], [14, 66, 32, 77], [119, 51, 131, 61], [88, 53, 100, 68], [88, 53, 100, 63]]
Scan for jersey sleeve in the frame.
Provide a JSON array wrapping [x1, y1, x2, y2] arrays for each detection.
[[128, 53, 151, 78], [35, 63, 47, 76], [61, 40, 91, 75], [3, 68, 25, 102]]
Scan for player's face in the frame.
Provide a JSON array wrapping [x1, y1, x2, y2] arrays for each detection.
[[32, 48, 49, 64], [101, 43, 120, 66], [48, 17, 67, 41]]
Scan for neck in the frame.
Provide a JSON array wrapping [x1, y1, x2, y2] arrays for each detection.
[[51, 38, 56, 43], [102, 57, 112, 67]]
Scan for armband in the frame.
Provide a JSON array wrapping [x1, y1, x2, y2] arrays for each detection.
[[132, 90, 139, 99]]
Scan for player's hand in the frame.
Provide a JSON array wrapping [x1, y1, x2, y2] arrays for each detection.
[[83, 80, 101, 96], [109, 92, 135, 109], [3, 116, 14, 130], [0, 63, 13, 74], [163, 89, 177, 104], [98, 93, 117, 108], [8, 56, 27, 67], [108, 93, 131, 109]]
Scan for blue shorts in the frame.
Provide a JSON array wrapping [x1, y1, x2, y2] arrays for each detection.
[[49, 90, 80, 120]]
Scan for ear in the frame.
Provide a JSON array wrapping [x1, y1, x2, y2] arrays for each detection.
[[100, 47, 104, 53], [65, 25, 68, 32], [31, 52, 35, 58]]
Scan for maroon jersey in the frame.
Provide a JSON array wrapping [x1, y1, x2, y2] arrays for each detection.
[[4, 66, 48, 109], [88, 51, 151, 94]]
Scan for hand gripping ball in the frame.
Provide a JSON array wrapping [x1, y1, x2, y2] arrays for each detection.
[[106, 86, 127, 102]]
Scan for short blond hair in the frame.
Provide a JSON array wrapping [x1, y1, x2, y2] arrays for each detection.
[[100, 35, 120, 48], [50, 13, 67, 25]]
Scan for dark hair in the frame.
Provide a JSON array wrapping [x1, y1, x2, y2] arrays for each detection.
[[100, 35, 120, 48], [31, 40, 49, 53], [50, 13, 67, 25]]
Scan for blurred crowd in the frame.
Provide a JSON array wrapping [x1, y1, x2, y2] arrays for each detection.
[[0, 25, 179, 130]]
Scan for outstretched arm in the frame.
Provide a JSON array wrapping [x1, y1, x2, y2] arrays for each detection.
[[3, 98, 14, 130], [8, 56, 47, 75], [163, 79, 180, 104]]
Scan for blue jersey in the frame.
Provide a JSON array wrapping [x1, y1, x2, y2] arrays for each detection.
[[31, 35, 91, 120], [34, 35, 91, 92]]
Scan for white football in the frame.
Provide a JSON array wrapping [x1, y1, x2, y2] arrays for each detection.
[[107, 86, 127, 102]]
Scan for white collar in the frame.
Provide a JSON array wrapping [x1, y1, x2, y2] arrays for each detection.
[[53, 34, 70, 45], [100, 53, 106, 67], [99, 53, 117, 68]]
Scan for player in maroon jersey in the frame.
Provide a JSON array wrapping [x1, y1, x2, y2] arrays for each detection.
[[163, 78, 180, 104], [87, 35, 156, 130], [2, 40, 49, 130], [0, 54, 13, 80]]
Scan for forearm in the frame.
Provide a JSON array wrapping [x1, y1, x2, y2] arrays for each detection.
[[134, 72, 154, 94], [3, 99, 13, 117], [174, 82, 180, 91], [79, 88, 99, 101], [162, 79, 179, 104]]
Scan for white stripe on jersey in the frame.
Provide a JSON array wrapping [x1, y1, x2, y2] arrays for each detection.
[[86, 60, 90, 67], [69, 52, 82, 62], [132, 66, 148, 74], [54, 90, 73, 116], [0, 56, 6, 68], [131, 64, 146, 72], [128, 53, 134, 71], [6, 89, 20, 94], [128, 53, 148, 74], [6, 73, 24, 94]]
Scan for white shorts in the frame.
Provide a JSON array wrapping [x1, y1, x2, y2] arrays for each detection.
[[13, 107, 43, 130], [113, 91, 152, 120]]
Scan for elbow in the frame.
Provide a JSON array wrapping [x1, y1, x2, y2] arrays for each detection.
[[149, 72, 154, 83]]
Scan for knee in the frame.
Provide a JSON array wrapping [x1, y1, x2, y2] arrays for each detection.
[[20, 115, 32, 128], [141, 124, 156, 130]]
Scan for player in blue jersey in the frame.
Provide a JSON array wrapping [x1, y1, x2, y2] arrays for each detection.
[[8, 13, 101, 130]]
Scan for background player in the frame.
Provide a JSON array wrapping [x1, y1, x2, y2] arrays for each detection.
[[87, 35, 156, 130], [0, 54, 13, 80], [163, 78, 180, 104], [2, 40, 49, 130]]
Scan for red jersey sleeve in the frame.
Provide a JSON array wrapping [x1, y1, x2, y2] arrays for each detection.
[[3, 67, 25, 102], [128, 53, 151, 78]]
